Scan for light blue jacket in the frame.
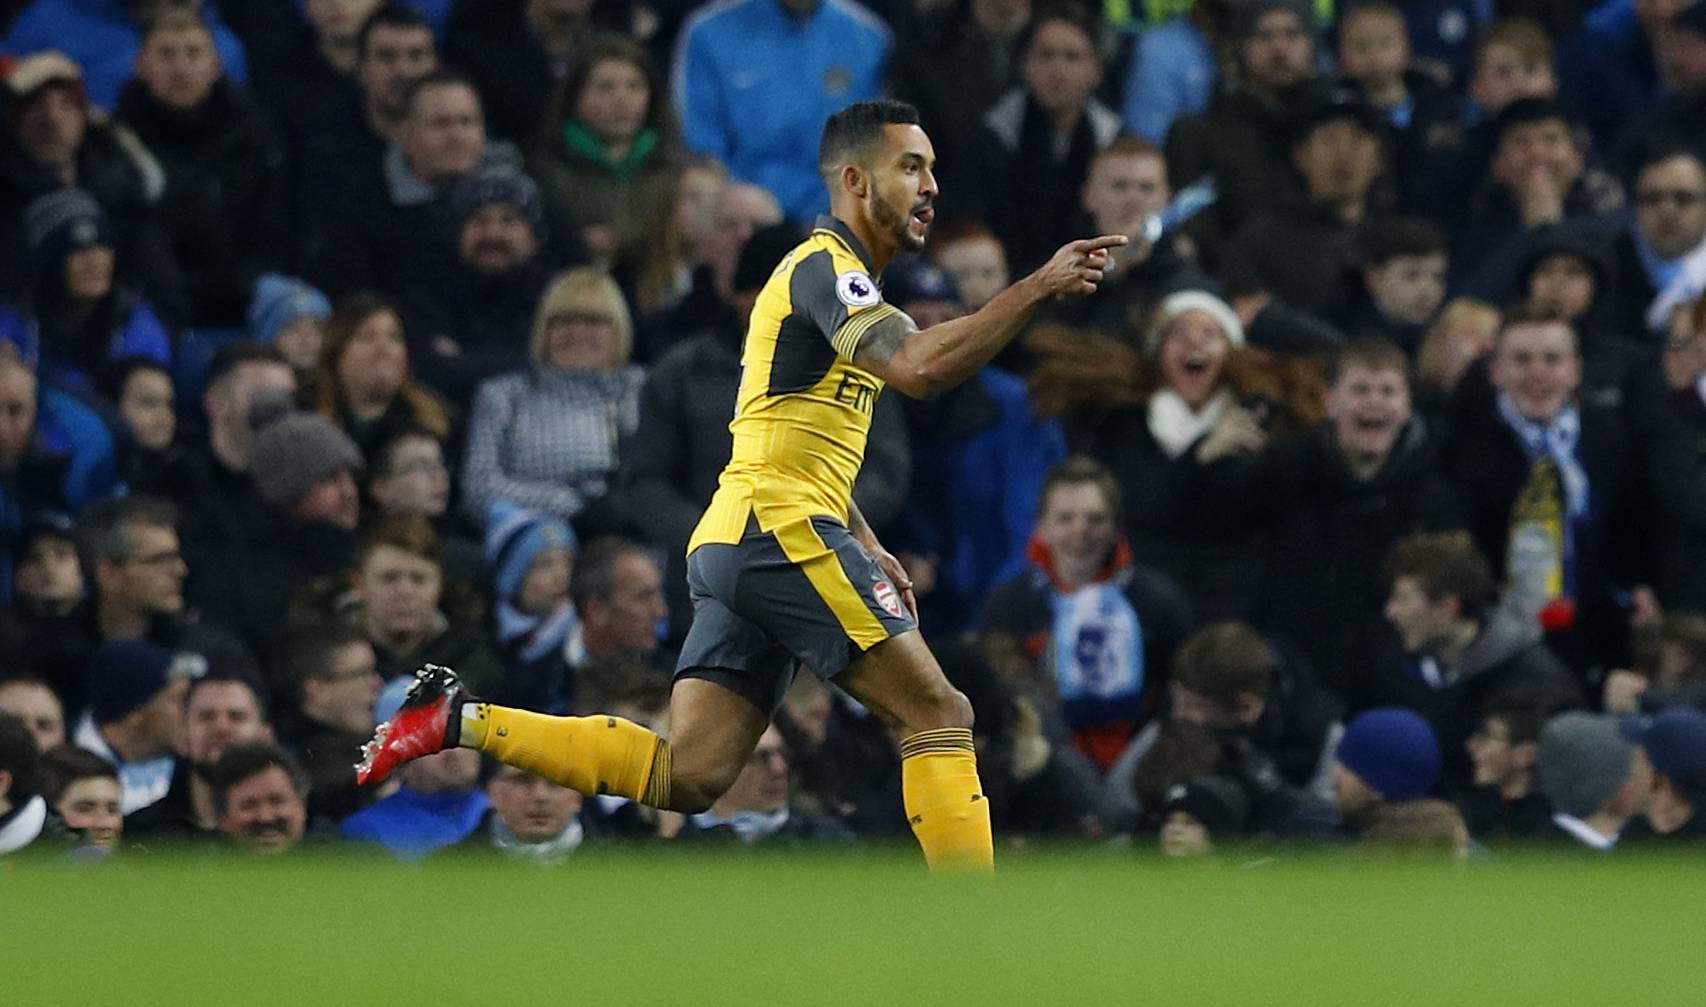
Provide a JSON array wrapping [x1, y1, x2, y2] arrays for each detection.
[[672, 0, 891, 218], [1120, 19, 1217, 146]]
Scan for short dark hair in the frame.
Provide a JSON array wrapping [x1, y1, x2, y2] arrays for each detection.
[[208, 741, 308, 819], [357, 3, 434, 61], [404, 68, 479, 119], [281, 621, 370, 701], [1480, 681, 1578, 746], [0, 711, 40, 803], [186, 672, 270, 723], [572, 655, 671, 717], [1496, 301, 1581, 353], [1019, 4, 1107, 63], [569, 536, 649, 611], [1171, 623, 1275, 705], [1385, 531, 1497, 623], [141, 1, 214, 41], [99, 355, 172, 406], [1039, 455, 1122, 526], [1359, 217, 1447, 268], [1633, 144, 1706, 184], [359, 512, 443, 570], [1131, 721, 1222, 809], [39, 745, 117, 804], [1331, 336, 1410, 385], [75, 495, 179, 577], [371, 426, 440, 478], [818, 100, 921, 180], [205, 340, 287, 394]]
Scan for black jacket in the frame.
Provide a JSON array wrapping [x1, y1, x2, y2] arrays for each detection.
[[115, 77, 289, 328], [1227, 202, 1372, 323], [443, 0, 560, 144], [404, 259, 554, 407], [1455, 786, 1554, 844], [1202, 421, 1465, 690], [1165, 85, 1310, 255]]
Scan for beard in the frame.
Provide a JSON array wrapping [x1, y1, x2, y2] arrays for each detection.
[[873, 189, 924, 252]]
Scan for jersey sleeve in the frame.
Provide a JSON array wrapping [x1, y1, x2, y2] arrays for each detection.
[[789, 248, 902, 363]]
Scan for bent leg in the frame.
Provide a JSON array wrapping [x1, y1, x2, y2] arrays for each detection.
[[661, 675, 770, 814], [837, 631, 993, 872]]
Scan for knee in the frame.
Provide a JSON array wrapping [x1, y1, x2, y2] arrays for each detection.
[[913, 685, 975, 734], [667, 763, 740, 815]]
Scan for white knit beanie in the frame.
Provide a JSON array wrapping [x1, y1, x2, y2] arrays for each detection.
[[1144, 290, 1245, 356]]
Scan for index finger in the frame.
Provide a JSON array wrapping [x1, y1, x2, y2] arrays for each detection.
[[1076, 234, 1130, 253]]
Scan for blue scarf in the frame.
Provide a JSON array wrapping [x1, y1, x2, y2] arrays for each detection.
[[495, 600, 579, 666], [1049, 582, 1145, 731], [1496, 392, 1588, 521]]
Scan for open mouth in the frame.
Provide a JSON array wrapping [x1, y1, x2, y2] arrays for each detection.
[[1353, 416, 1392, 433], [912, 205, 934, 225], [1181, 355, 1212, 376]]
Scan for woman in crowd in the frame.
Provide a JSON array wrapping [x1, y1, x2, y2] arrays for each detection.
[[314, 293, 454, 465], [462, 268, 644, 528]]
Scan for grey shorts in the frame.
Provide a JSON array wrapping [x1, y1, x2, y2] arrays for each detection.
[[674, 514, 917, 717]]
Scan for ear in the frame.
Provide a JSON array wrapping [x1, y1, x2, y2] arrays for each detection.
[[1234, 691, 1265, 724], [840, 163, 868, 199]]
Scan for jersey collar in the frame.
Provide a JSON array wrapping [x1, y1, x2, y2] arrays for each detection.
[[813, 214, 877, 274]]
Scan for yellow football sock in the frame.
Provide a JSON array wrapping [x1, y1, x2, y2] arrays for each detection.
[[461, 704, 671, 808], [900, 727, 993, 872]]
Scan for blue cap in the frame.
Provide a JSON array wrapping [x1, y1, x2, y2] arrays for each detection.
[[1336, 707, 1441, 801], [882, 257, 961, 309], [248, 273, 331, 345], [85, 640, 205, 725], [1621, 707, 1706, 787], [484, 501, 577, 604]]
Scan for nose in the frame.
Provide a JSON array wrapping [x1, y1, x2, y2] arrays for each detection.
[[920, 169, 939, 199]]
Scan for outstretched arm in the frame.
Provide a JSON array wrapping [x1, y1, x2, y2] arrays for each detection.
[[852, 234, 1127, 399]]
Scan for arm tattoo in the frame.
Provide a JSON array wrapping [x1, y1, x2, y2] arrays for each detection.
[[850, 311, 917, 371]]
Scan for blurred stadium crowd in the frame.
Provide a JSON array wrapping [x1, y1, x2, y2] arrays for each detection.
[[0, 0, 1704, 864]]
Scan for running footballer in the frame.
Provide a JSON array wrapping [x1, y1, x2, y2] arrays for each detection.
[[357, 100, 1124, 871]]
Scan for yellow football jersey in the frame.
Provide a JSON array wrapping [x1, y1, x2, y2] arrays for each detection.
[[688, 215, 903, 551]]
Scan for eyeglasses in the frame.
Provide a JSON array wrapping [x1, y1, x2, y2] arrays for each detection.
[[1635, 189, 1706, 209]]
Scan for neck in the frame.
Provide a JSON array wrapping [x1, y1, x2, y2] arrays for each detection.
[[366, 103, 404, 144], [319, 35, 359, 76], [1049, 106, 1083, 136], [839, 211, 896, 276], [1498, 772, 1533, 802], [1365, 77, 1407, 108], [1341, 447, 1389, 482], [602, 136, 633, 163], [346, 394, 391, 421], [1430, 619, 1480, 668], [100, 722, 156, 764], [1330, 196, 1368, 224], [209, 427, 247, 472], [97, 597, 151, 641], [189, 773, 219, 831], [1054, 557, 1101, 591], [374, 625, 431, 657]]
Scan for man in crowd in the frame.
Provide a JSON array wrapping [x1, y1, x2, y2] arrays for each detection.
[[1455, 683, 1577, 842], [71, 639, 203, 815], [688, 724, 853, 845], [1536, 711, 1652, 851], [566, 537, 670, 670], [273, 622, 384, 821], [212, 740, 312, 854], [1609, 147, 1706, 340], [175, 342, 297, 559], [0, 676, 65, 753], [127, 672, 272, 839], [453, 761, 590, 863], [1621, 706, 1706, 842], [0, 711, 47, 854]]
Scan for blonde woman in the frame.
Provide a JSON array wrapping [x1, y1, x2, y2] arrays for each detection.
[[462, 268, 643, 523]]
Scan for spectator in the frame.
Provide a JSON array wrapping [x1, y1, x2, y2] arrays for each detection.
[[566, 536, 668, 670], [271, 622, 385, 823], [247, 0, 379, 189], [1655, 298, 1706, 608], [1202, 339, 1464, 689], [484, 502, 578, 712], [1616, 0, 1706, 175], [1292, 707, 1441, 839], [1166, 0, 1320, 245], [1603, 612, 1706, 714], [23, 496, 253, 715], [1048, 136, 1210, 340], [953, 6, 1120, 271], [39, 744, 122, 853], [462, 268, 642, 526], [672, 179, 784, 330], [1370, 530, 1579, 782], [311, 69, 524, 297], [980, 456, 1194, 769], [1455, 682, 1576, 841], [1441, 308, 1654, 669], [365, 426, 450, 520], [1535, 710, 1651, 850], [1347, 219, 1451, 353], [354, 514, 504, 695], [877, 258, 1060, 633], [1608, 147, 1706, 340], [1360, 798, 1471, 858], [11, 511, 84, 619], [1468, 19, 1559, 124], [406, 166, 558, 404], [1, 189, 171, 394], [314, 293, 453, 465], [287, 4, 434, 268], [895, 0, 1030, 162], [126, 672, 271, 839], [196, 412, 364, 652], [1455, 98, 1623, 291], [1106, 622, 1342, 820], [455, 762, 588, 863], [931, 219, 1011, 314], [672, 0, 891, 218], [0, 710, 46, 853], [444, 0, 590, 144], [687, 724, 854, 845], [246, 274, 332, 388], [1, 0, 249, 111], [0, 52, 183, 319], [1226, 85, 1389, 322], [528, 34, 680, 274], [341, 732, 486, 859], [1157, 774, 1252, 857], [70, 638, 202, 814], [0, 358, 120, 593], [173, 341, 295, 557], [102, 358, 183, 496], [1620, 706, 1706, 841], [1558, 0, 1683, 159], [1119, 0, 1230, 147], [116, 5, 288, 328], [0, 676, 66, 752], [210, 739, 311, 854]]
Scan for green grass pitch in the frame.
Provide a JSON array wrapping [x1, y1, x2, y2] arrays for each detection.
[[6, 846, 1703, 1005]]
